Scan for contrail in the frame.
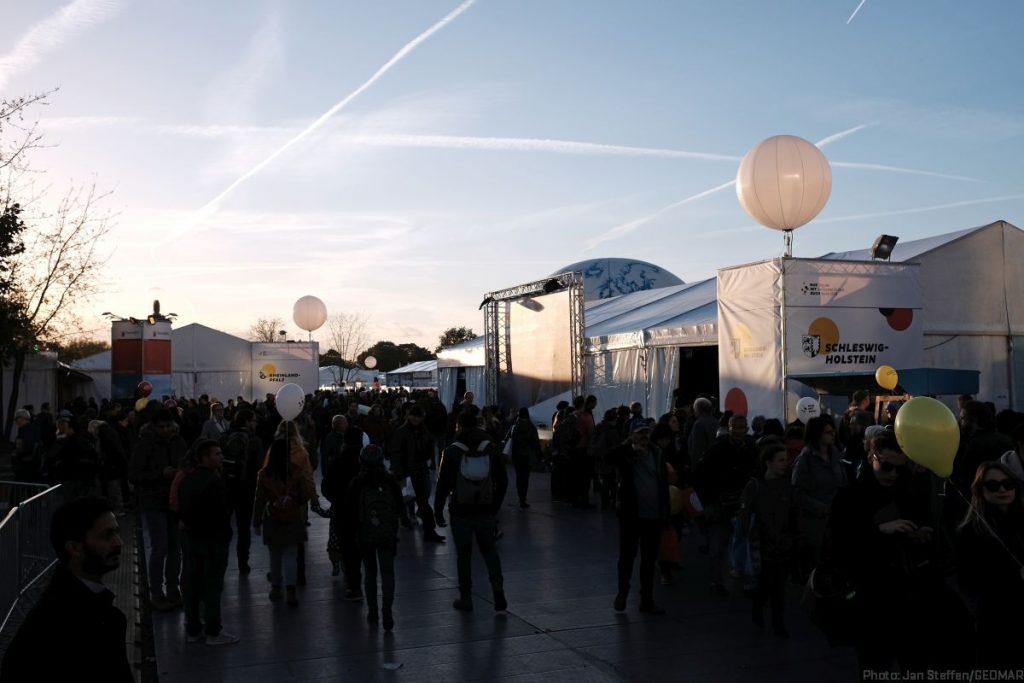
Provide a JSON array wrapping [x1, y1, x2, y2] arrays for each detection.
[[847, 0, 868, 24], [829, 161, 980, 183], [155, 0, 477, 248], [585, 124, 869, 250], [0, 0, 124, 92], [814, 193, 1024, 224]]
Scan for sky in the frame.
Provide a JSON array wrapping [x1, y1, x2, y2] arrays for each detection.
[[2, 0, 1023, 352]]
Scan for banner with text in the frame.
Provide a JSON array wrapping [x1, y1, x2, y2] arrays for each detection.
[[251, 342, 319, 400]]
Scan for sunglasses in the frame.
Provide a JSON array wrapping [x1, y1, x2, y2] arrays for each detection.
[[982, 479, 1018, 493], [872, 454, 909, 474]]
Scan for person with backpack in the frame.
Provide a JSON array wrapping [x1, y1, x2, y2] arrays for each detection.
[[219, 409, 263, 574], [345, 445, 408, 631], [253, 438, 315, 606], [434, 411, 509, 612], [177, 439, 238, 646]]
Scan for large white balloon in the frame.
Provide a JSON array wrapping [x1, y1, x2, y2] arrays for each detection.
[[796, 396, 822, 421], [364, 356, 377, 369], [292, 295, 327, 332], [736, 135, 832, 231], [276, 383, 305, 421]]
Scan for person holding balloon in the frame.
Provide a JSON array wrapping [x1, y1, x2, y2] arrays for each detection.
[[828, 431, 945, 672], [955, 462, 1024, 669], [790, 416, 847, 580]]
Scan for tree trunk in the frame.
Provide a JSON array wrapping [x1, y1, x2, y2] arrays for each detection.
[[4, 349, 25, 439]]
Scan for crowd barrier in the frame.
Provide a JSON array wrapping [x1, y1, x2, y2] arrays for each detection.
[[0, 482, 64, 639]]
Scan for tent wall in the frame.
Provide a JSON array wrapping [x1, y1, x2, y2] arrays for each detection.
[[1, 355, 58, 422], [464, 367, 486, 407], [923, 334, 1015, 408], [438, 367, 458, 409]]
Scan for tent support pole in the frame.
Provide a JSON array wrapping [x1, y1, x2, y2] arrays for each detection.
[[780, 258, 789, 423]]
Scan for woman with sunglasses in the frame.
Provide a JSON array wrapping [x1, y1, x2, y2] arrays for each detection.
[[828, 431, 947, 673], [956, 461, 1024, 668]]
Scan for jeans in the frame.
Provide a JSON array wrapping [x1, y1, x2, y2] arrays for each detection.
[[617, 517, 662, 603], [450, 515, 503, 591], [182, 534, 229, 636], [143, 510, 181, 596], [361, 541, 396, 610], [269, 543, 298, 587], [753, 558, 787, 628], [708, 517, 734, 586], [409, 468, 437, 533], [227, 482, 254, 565], [513, 458, 531, 503]]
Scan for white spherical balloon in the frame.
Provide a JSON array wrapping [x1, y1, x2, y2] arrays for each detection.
[[292, 295, 327, 332], [796, 396, 822, 420], [276, 383, 305, 421], [364, 356, 377, 369], [736, 135, 832, 231]]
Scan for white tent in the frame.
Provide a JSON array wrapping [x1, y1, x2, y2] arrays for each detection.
[[437, 338, 486, 410], [386, 360, 439, 389], [173, 323, 253, 400], [319, 365, 380, 389], [822, 220, 1024, 409]]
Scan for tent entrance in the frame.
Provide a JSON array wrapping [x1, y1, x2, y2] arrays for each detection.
[[678, 345, 718, 405]]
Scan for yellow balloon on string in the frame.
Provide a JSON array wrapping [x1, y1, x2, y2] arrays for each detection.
[[876, 365, 899, 391], [894, 396, 960, 478]]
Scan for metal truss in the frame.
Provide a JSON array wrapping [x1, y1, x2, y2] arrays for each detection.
[[482, 271, 586, 407]]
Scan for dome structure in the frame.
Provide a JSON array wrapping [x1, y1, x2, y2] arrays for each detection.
[[553, 258, 684, 301]]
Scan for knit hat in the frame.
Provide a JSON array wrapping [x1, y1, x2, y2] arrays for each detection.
[[359, 444, 384, 466]]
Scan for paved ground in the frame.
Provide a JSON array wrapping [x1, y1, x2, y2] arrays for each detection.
[[151, 472, 857, 682]]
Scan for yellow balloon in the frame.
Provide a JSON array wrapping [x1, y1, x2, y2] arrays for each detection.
[[876, 365, 899, 391], [894, 396, 960, 478], [134, 398, 149, 412], [669, 485, 684, 515]]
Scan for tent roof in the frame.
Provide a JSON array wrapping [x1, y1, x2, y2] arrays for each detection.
[[584, 278, 717, 343], [387, 360, 438, 375], [819, 221, 1004, 262], [71, 349, 111, 370]]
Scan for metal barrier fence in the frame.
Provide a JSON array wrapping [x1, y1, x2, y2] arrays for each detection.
[[0, 482, 64, 638]]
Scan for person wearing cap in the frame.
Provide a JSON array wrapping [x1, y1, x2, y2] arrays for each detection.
[[610, 419, 672, 615], [345, 445, 408, 631]]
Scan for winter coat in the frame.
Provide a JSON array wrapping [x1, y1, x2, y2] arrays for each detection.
[[253, 465, 314, 547], [130, 424, 188, 511], [509, 418, 542, 468], [611, 442, 671, 522]]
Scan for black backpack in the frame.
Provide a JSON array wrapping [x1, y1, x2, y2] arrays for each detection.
[[219, 431, 249, 483], [360, 482, 399, 544]]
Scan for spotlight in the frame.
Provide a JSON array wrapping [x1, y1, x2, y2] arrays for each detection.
[[870, 234, 899, 261], [542, 278, 562, 294], [478, 295, 494, 310]]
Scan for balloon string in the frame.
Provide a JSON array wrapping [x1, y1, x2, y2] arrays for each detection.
[[948, 479, 1024, 572]]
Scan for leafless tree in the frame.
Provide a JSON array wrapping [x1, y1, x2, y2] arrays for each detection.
[[325, 312, 371, 381], [249, 316, 284, 343]]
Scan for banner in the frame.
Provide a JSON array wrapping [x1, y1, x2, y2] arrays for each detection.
[[251, 342, 319, 400], [718, 261, 783, 419]]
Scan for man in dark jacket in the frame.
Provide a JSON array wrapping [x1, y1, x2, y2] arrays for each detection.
[[220, 409, 263, 574], [434, 411, 509, 612], [0, 497, 132, 683], [130, 409, 188, 610], [389, 405, 445, 542], [694, 413, 757, 596], [321, 420, 366, 599], [611, 421, 671, 615], [178, 439, 238, 645]]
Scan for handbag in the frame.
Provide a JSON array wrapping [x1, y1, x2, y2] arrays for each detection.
[[658, 526, 681, 564]]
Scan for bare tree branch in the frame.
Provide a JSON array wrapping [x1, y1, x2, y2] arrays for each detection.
[[250, 316, 284, 342], [325, 312, 371, 381]]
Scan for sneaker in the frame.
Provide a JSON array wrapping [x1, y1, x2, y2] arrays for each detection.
[[344, 588, 364, 601], [205, 631, 240, 647], [150, 594, 175, 612], [613, 593, 627, 612], [424, 532, 446, 543], [165, 589, 183, 607], [659, 575, 672, 586], [382, 607, 394, 632], [639, 603, 666, 616], [452, 594, 474, 612], [269, 586, 283, 602], [493, 589, 508, 612], [493, 528, 505, 540], [186, 633, 204, 644]]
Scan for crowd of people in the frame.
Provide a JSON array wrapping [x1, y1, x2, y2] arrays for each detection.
[[3, 386, 1024, 679]]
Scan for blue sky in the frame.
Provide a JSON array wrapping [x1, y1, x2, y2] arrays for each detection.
[[3, 0, 1023, 350]]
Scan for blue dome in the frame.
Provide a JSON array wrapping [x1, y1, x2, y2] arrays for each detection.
[[554, 258, 684, 301]]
